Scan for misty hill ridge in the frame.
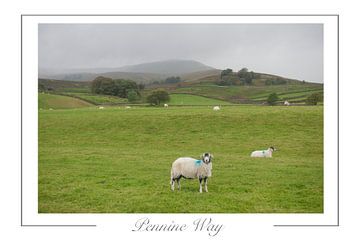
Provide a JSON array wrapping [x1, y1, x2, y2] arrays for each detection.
[[39, 59, 216, 82], [117, 59, 215, 75]]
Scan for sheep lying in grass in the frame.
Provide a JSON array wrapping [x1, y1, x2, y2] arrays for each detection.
[[170, 153, 213, 193], [125, 106, 131, 109], [98, 106, 104, 109], [213, 106, 220, 111], [250, 147, 276, 158]]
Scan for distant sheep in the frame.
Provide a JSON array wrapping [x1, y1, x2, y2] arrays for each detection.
[[49, 108, 53, 110], [284, 101, 290, 106], [170, 153, 213, 193], [164, 103, 169, 108], [213, 106, 220, 111], [125, 106, 131, 109], [98, 106, 104, 109], [250, 147, 276, 158]]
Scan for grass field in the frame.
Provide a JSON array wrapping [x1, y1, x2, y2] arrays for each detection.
[[61, 92, 128, 105], [169, 94, 232, 105], [171, 83, 323, 103], [38, 105, 323, 213], [38, 93, 93, 109]]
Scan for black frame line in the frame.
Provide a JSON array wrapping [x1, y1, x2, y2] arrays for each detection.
[[21, 13, 339, 228]]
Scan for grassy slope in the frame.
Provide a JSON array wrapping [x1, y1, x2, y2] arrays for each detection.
[[169, 94, 232, 105], [61, 92, 128, 105], [38, 93, 93, 109], [39, 106, 323, 213], [171, 83, 323, 103]]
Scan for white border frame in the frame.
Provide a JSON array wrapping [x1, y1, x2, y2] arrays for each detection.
[[21, 14, 339, 236]]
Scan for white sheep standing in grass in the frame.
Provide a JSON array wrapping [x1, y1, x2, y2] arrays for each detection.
[[164, 103, 169, 108], [284, 100, 290, 106], [250, 147, 276, 158], [170, 153, 213, 193], [98, 106, 104, 109], [125, 106, 131, 109], [213, 106, 220, 111]]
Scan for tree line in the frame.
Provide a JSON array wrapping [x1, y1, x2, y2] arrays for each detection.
[[218, 68, 288, 86], [218, 68, 257, 86], [91, 76, 144, 102]]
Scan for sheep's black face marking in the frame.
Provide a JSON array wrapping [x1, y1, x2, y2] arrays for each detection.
[[270, 147, 275, 151], [202, 152, 212, 164]]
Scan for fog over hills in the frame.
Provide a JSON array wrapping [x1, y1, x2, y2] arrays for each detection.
[[38, 59, 217, 82], [116, 59, 215, 75]]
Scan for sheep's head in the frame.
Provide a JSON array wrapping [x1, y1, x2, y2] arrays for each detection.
[[269, 147, 276, 152], [201, 152, 213, 164]]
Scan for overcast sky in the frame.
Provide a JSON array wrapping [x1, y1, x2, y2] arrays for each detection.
[[39, 24, 323, 83]]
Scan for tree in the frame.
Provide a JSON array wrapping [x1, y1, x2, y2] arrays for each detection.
[[306, 92, 323, 105], [267, 93, 279, 105], [238, 68, 254, 85], [221, 68, 233, 79], [245, 71, 254, 85], [146, 89, 170, 105], [127, 89, 140, 103], [113, 79, 139, 98], [91, 76, 114, 95]]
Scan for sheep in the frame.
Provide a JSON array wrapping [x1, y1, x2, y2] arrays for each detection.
[[98, 106, 104, 109], [213, 106, 220, 111], [164, 103, 169, 108], [284, 101, 290, 106], [170, 153, 213, 193], [49, 108, 53, 110], [125, 106, 131, 109], [250, 147, 276, 158]]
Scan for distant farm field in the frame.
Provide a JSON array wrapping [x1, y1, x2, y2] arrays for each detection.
[[61, 92, 128, 105], [169, 93, 232, 105], [38, 93, 93, 109], [38, 105, 323, 213], [171, 83, 323, 104]]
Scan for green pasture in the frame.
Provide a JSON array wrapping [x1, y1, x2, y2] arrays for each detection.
[[171, 83, 323, 103], [61, 92, 128, 105], [38, 93, 93, 109], [168, 94, 232, 105], [38, 105, 323, 213]]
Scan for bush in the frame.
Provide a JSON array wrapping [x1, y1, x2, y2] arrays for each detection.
[[146, 89, 170, 106], [267, 93, 279, 105], [306, 92, 323, 105]]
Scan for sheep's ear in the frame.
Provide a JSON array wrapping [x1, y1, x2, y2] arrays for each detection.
[[200, 153, 205, 160]]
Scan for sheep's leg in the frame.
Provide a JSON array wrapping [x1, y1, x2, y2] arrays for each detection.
[[204, 177, 208, 192], [199, 177, 203, 193], [176, 177, 181, 190], [171, 178, 175, 191]]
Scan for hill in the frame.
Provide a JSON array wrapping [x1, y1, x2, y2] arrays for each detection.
[[38, 59, 216, 82], [118, 59, 215, 75], [39, 71, 166, 83]]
